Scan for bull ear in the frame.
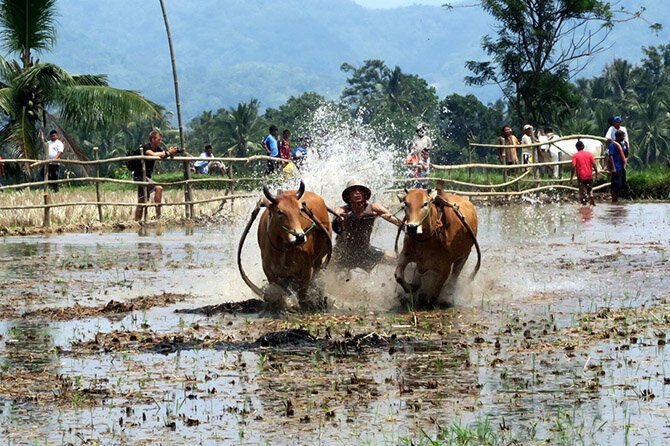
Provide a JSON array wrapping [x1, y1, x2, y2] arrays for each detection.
[[296, 180, 305, 200], [428, 189, 438, 200], [262, 186, 276, 205]]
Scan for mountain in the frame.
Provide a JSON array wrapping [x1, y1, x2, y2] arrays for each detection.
[[43, 0, 670, 120]]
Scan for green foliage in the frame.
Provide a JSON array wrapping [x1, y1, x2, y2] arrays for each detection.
[[264, 92, 329, 136], [0, 0, 162, 162], [465, 0, 640, 125]]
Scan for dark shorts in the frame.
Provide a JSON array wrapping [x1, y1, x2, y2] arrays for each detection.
[[578, 179, 593, 190], [610, 170, 626, 194], [333, 245, 385, 272], [135, 177, 157, 201]]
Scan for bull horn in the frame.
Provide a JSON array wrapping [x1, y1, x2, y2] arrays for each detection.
[[296, 180, 305, 200], [262, 186, 276, 204], [404, 186, 409, 194], [426, 187, 432, 195]]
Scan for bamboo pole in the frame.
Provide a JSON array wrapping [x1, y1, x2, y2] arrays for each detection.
[[93, 147, 103, 222], [42, 135, 50, 227], [159, 0, 194, 219]]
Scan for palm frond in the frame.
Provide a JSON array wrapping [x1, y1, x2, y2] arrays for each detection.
[[57, 85, 163, 132], [71, 73, 108, 87], [0, 0, 57, 56]]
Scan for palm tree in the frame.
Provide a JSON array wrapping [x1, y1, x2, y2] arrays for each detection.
[[0, 0, 162, 161], [223, 99, 263, 158]]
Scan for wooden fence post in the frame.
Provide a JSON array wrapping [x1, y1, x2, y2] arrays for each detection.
[[141, 159, 148, 222], [94, 147, 103, 222], [42, 141, 50, 227]]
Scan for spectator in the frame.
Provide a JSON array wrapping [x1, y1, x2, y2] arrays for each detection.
[[194, 145, 225, 175], [134, 130, 178, 221], [279, 129, 291, 162], [261, 125, 279, 175], [46, 130, 64, 192], [520, 124, 537, 165], [570, 140, 599, 206], [606, 129, 628, 203], [292, 135, 309, 167], [405, 147, 431, 189], [605, 116, 630, 154], [410, 123, 432, 155], [496, 125, 519, 165]]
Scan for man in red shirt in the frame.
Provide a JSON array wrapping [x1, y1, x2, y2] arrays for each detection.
[[570, 140, 599, 206]]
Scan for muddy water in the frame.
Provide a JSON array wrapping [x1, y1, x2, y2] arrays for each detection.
[[0, 202, 668, 445]]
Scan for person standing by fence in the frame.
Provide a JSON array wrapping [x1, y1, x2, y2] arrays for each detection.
[[570, 140, 599, 206], [606, 130, 628, 204], [496, 125, 519, 165], [262, 125, 279, 175], [134, 130, 178, 221], [46, 130, 64, 192]]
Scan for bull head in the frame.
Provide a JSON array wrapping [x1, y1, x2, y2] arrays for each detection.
[[262, 182, 308, 246], [403, 189, 438, 236]]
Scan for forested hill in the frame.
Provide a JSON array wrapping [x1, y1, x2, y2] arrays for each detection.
[[44, 0, 669, 120]]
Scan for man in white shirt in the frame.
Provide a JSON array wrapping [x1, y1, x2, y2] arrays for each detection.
[[520, 124, 537, 164], [604, 116, 630, 155], [46, 129, 64, 191], [194, 145, 225, 175]]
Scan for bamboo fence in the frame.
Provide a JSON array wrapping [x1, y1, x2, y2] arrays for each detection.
[[0, 139, 611, 227]]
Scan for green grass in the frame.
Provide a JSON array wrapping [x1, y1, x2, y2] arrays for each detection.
[[627, 165, 670, 199]]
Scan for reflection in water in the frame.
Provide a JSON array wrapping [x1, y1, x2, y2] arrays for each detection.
[[578, 206, 593, 223], [602, 204, 628, 225], [137, 242, 163, 271], [3, 321, 55, 374]]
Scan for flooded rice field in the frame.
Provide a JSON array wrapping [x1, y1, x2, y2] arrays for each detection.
[[0, 201, 669, 445]]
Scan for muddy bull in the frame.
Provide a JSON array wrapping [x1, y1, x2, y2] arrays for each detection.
[[238, 181, 332, 310], [395, 189, 481, 307]]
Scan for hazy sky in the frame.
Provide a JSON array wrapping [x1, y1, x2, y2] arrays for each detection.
[[353, 0, 446, 8]]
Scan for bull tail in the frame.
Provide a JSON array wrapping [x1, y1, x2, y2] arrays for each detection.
[[237, 200, 265, 298]]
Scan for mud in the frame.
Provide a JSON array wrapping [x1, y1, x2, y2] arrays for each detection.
[[22, 293, 190, 321], [0, 202, 668, 445]]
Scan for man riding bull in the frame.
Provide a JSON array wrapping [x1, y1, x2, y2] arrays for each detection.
[[332, 179, 403, 271]]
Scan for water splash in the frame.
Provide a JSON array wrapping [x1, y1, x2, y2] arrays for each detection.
[[274, 104, 402, 207]]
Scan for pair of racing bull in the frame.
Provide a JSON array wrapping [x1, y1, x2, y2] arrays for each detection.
[[237, 181, 480, 310]]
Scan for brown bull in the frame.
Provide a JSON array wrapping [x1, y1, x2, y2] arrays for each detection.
[[257, 182, 332, 309], [395, 189, 480, 307]]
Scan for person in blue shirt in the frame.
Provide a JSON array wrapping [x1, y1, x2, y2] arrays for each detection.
[[262, 125, 279, 175], [606, 129, 628, 203], [291, 135, 310, 167]]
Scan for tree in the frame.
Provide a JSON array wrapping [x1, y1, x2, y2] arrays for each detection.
[[462, 0, 657, 126], [438, 93, 504, 163], [264, 92, 328, 137], [340, 60, 438, 124], [0, 0, 162, 162]]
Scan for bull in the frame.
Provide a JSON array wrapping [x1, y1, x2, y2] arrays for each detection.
[[395, 188, 481, 307], [538, 134, 603, 179], [238, 181, 332, 310]]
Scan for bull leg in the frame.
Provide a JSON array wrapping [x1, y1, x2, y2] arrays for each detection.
[[394, 251, 415, 294], [296, 266, 319, 311], [416, 269, 445, 307], [450, 256, 468, 281]]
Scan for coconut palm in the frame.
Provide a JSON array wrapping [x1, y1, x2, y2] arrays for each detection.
[[0, 0, 162, 161], [223, 99, 263, 158]]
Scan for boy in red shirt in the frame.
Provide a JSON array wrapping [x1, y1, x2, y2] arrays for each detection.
[[570, 140, 599, 206]]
